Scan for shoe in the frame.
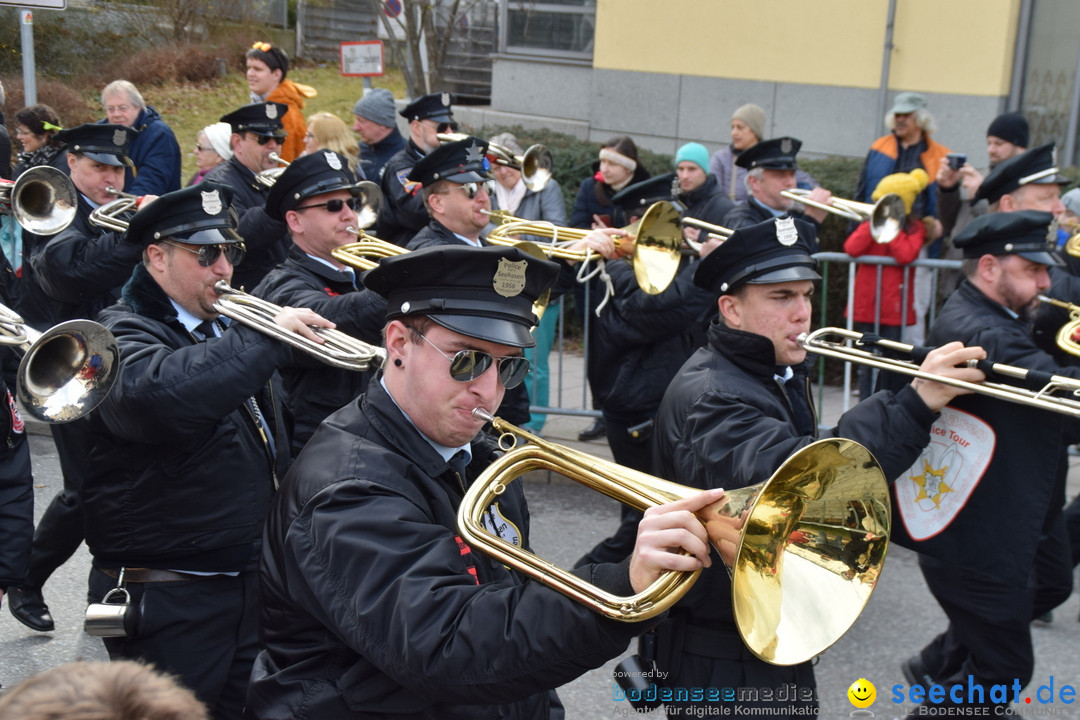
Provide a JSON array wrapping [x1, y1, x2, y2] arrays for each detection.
[[578, 418, 606, 442], [901, 655, 934, 687], [7, 586, 55, 632]]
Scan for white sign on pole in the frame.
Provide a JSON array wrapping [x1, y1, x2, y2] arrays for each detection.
[[0, 0, 66, 10], [340, 41, 385, 77]]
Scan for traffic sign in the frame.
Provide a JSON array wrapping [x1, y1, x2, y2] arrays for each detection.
[[340, 41, 384, 77], [0, 0, 66, 10]]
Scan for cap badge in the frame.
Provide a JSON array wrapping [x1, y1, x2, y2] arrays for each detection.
[[201, 189, 223, 215], [493, 257, 527, 298], [113, 129, 127, 147], [465, 141, 484, 165], [441, 92, 451, 107], [780, 138, 793, 155], [400, 301, 412, 314], [266, 103, 278, 119], [324, 151, 343, 171], [775, 216, 798, 246]]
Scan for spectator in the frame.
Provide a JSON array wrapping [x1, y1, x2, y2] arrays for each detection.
[[187, 122, 231, 186], [673, 141, 734, 243], [246, 41, 317, 162], [100, 80, 182, 196], [12, 104, 66, 179], [303, 112, 362, 177], [0, 661, 208, 720], [352, 87, 405, 180], [843, 169, 929, 398]]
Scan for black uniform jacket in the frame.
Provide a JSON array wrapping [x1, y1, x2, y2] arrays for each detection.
[[917, 279, 1080, 582], [652, 320, 938, 625], [246, 380, 654, 719], [253, 246, 387, 452], [31, 195, 142, 322], [83, 262, 293, 572], [593, 256, 714, 425], [722, 198, 821, 242], [202, 157, 290, 291], [375, 140, 428, 246]]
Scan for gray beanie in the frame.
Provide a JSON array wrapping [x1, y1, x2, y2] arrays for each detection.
[[353, 88, 397, 128], [732, 103, 766, 142]]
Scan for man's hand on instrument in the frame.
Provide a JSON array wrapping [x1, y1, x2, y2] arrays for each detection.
[[567, 227, 629, 261], [910, 341, 986, 412], [629, 487, 725, 593], [802, 187, 833, 225], [273, 306, 334, 343]]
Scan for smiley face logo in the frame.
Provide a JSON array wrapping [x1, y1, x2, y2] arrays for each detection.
[[847, 678, 876, 708]]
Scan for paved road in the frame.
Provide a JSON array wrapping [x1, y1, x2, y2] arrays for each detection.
[[3, 424, 1079, 719]]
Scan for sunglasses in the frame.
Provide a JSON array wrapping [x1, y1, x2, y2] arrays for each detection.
[[295, 197, 359, 213], [194, 144, 212, 152], [252, 133, 285, 146], [163, 241, 247, 268], [410, 327, 530, 389], [438, 181, 495, 200], [252, 41, 272, 52]]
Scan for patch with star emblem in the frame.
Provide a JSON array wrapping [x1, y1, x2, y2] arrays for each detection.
[[894, 407, 994, 540]]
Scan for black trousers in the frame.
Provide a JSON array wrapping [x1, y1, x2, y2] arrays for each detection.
[[574, 415, 648, 566], [89, 566, 259, 720], [24, 418, 88, 589], [1030, 512, 1073, 619], [914, 557, 1034, 714]]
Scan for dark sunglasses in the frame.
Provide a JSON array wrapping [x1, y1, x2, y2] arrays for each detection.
[[410, 327, 530, 389], [252, 133, 285, 146], [163, 240, 247, 268], [294, 197, 359, 213], [437, 180, 495, 200]]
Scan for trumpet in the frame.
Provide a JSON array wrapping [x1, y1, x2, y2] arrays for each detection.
[[255, 152, 290, 188], [0, 303, 119, 423], [3, 166, 79, 236], [460, 409, 890, 665], [212, 282, 385, 372], [332, 230, 407, 272], [781, 189, 906, 244], [798, 326, 1080, 417], [485, 201, 683, 295], [437, 133, 554, 192], [1036, 295, 1080, 358]]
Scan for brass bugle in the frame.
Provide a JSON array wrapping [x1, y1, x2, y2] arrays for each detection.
[[781, 189, 905, 244], [89, 186, 143, 232], [255, 152, 290, 188], [485, 201, 683, 294], [6, 166, 79, 236], [0, 303, 119, 423], [212, 281, 385, 372], [459, 408, 890, 665], [1036, 295, 1080, 358], [798, 326, 1080, 417], [332, 230, 406, 272], [437, 132, 553, 192]]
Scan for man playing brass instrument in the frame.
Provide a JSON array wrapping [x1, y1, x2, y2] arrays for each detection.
[[246, 244, 726, 719], [82, 183, 329, 719], [253, 150, 386, 453], [651, 217, 984, 718]]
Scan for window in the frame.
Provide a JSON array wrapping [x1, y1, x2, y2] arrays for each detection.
[[500, 0, 595, 60]]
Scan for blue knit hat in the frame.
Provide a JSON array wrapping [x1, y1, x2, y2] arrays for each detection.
[[674, 142, 710, 173]]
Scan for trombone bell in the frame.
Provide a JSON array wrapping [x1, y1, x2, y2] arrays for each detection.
[[459, 413, 890, 665]]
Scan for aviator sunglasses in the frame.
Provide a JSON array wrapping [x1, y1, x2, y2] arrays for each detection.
[[437, 180, 495, 200], [295, 197, 359, 213], [409, 327, 530, 389], [163, 241, 247, 268]]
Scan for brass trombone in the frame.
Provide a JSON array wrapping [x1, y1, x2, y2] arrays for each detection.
[[460, 409, 890, 665], [0, 303, 119, 423], [486, 201, 683, 295], [798, 326, 1080, 417], [212, 282, 385, 371], [781, 189, 906, 244], [1035, 295, 1080, 358], [437, 133, 554, 192], [4, 166, 79, 236]]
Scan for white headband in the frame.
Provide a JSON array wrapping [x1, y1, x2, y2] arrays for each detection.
[[599, 148, 637, 173]]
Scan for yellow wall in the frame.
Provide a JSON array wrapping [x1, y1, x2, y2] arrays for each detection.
[[594, 0, 1020, 96]]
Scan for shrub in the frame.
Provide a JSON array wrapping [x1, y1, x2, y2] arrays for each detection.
[[1, 75, 96, 129], [99, 44, 226, 87]]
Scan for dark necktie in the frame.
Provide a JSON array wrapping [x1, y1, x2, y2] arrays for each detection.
[[194, 319, 217, 341], [449, 450, 469, 488]]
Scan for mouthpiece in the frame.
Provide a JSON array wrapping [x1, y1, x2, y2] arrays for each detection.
[[472, 408, 494, 423]]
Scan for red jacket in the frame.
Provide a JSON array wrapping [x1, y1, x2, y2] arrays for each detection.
[[843, 219, 924, 326]]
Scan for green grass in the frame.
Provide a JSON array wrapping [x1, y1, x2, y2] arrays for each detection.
[[148, 64, 407, 180]]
